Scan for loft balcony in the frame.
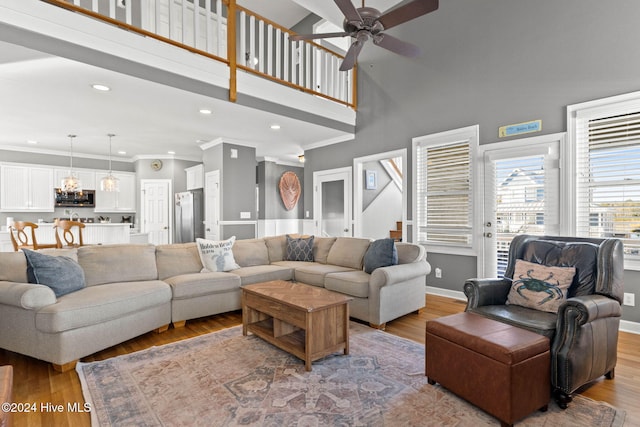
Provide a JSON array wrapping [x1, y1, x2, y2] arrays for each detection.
[[0, 0, 356, 161]]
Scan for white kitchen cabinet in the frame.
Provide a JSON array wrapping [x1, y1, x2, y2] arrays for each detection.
[[186, 164, 204, 189], [54, 168, 96, 190], [0, 164, 54, 212], [95, 172, 136, 212]]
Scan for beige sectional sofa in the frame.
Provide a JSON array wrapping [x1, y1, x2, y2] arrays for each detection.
[[0, 235, 430, 371]]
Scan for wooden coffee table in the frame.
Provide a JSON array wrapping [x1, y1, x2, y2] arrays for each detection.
[[242, 280, 352, 371]]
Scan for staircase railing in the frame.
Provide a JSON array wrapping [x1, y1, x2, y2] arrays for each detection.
[[41, 0, 357, 109]]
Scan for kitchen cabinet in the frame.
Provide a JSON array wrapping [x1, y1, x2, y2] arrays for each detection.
[[186, 164, 204, 190], [95, 172, 136, 212], [0, 164, 54, 212], [54, 168, 96, 190]]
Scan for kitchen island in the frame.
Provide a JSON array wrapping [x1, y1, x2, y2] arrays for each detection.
[[0, 222, 133, 251]]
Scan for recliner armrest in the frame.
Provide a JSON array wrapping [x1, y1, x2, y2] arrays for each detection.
[[557, 294, 622, 326], [463, 278, 511, 309]]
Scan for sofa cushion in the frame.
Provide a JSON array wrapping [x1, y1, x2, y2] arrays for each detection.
[[313, 237, 336, 264], [325, 270, 370, 298], [363, 238, 398, 274], [285, 235, 314, 261], [293, 263, 355, 287], [507, 259, 575, 313], [0, 252, 28, 283], [233, 238, 270, 267], [37, 248, 78, 262], [164, 272, 241, 299], [156, 243, 203, 280], [230, 265, 293, 286], [264, 235, 287, 262], [326, 237, 371, 270], [23, 249, 85, 297], [35, 280, 171, 333], [196, 237, 241, 272], [79, 244, 158, 286]]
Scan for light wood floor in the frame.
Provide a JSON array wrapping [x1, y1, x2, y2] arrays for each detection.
[[1, 295, 639, 426]]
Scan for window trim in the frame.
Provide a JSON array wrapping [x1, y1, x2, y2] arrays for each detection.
[[567, 90, 640, 270], [412, 125, 480, 256]]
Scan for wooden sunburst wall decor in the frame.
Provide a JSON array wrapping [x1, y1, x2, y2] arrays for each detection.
[[279, 171, 301, 211]]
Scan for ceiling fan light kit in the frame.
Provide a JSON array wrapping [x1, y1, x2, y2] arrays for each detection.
[[292, 0, 439, 71]]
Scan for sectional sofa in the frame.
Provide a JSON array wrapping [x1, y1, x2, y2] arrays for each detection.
[[0, 235, 430, 371]]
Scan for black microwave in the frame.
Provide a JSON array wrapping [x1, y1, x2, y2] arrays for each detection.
[[54, 189, 96, 207]]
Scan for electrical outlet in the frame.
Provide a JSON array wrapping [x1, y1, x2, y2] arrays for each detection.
[[435, 268, 442, 279], [623, 293, 635, 307]]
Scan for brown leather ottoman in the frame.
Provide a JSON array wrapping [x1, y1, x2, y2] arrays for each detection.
[[426, 312, 550, 427]]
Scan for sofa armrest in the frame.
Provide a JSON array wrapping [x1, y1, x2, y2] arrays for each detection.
[[369, 260, 431, 289], [463, 278, 512, 309], [0, 281, 56, 310]]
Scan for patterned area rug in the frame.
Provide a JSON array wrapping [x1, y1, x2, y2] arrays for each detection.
[[77, 323, 626, 426]]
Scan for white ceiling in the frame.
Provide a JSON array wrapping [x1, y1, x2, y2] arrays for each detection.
[[0, 0, 403, 164]]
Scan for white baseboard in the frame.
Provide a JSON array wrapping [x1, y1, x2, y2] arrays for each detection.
[[426, 287, 640, 335]]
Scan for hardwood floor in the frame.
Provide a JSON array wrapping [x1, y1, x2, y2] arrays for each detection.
[[1, 295, 639, 426]]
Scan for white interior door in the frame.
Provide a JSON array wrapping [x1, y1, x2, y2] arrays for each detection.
[[141, 179, 171, 245], [205, 170, 220, 240], [481, 134, 563, 277], [313, 167, 352, 237]]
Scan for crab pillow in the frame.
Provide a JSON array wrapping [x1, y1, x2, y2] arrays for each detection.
[[506, 259, 576, 313]]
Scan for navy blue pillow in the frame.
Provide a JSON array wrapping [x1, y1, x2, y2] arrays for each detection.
[[364, 238, 398, 274], [23, 249, 86, 297], [285, 235, 315, 262]]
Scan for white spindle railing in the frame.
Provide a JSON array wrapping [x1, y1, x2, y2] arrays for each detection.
[[43, 0, 355, 108]]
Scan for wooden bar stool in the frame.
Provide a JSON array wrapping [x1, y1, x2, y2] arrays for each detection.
[[54, 220, 86, 248], [8, 221, 58, 251]]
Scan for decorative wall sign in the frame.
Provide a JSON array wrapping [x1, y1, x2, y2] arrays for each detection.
[[499, 120, 542, 137], [279, 171, 301, 211]]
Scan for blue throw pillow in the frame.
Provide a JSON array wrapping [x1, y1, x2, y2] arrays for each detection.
[[364, 238, 398, 274], [23, 249, 86, 297], [285, 235, 315, 262]]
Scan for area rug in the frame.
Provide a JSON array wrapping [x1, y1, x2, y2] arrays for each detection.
[[77, 323, 626, 426]]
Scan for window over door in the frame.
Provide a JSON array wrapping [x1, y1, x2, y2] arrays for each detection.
[[413, 125, 479, 255]]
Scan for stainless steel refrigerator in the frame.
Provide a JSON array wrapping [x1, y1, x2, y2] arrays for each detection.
[[174, 189, 204, 243]]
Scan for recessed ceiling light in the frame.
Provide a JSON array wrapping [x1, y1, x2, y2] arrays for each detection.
[[91, 84, 111, 91], [26, 140, 38, 144], [118, 150, 126, 155], [199, 109, 212, 115], [168, 151, 176, 155], [270, 124, 281, 130]]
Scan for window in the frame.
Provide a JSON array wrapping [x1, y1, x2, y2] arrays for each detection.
[[413, 125, 479, 252], [570, 93, 640, 263]]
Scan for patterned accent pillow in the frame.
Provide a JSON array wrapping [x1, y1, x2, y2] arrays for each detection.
[[196, 236, 241, 272], [506, 259, 576, 313], [285, 235, 314, 262], [23, 249, 85, 297]]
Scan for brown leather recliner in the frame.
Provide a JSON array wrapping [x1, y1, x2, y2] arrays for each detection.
[[464, 235, 624, 408]]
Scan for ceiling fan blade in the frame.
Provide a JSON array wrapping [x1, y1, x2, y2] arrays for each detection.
[[339, 35, 367, 71], [290, 32, 349, 42], [377, 0, 439, 31], [373, 34, 421, 57], [334, 0, 363, 23]]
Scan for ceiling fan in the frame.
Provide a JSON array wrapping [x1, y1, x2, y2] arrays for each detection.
[[291, 0, 439, 71]]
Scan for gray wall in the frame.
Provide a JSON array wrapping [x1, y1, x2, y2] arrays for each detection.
[[303, 0, 640, 323]]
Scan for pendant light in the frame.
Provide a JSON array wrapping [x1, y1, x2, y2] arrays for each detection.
[[61, 134, 82, 193], [100, 133, 119, 192]]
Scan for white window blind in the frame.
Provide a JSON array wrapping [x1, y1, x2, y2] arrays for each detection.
[[576, 110, 640, 256], [416, 138, 473, 246]]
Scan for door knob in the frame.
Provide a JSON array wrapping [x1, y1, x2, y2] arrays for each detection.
[[484, 232, 493, 238], [206, 228, 211, 231], [344, 228, 349, 232]]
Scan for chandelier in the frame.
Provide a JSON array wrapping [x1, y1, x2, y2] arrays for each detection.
[[61, 134, 82, 193], [100, 133, 120, 192]]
